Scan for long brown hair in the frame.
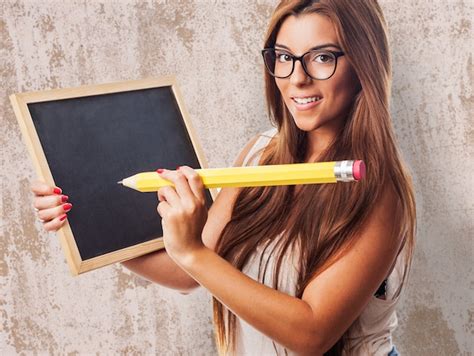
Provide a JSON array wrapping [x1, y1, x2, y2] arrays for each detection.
[[213, 0, 416, 354]]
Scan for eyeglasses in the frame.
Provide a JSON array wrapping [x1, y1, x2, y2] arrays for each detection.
[[261, 48, 345, 80]]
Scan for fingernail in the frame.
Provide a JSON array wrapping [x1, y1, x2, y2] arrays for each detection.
[[63, 203, 73, 212], [59, 214, 67, 222], [53, 187, 62, 195], [176, 166, 181, 170], [61, 195, 69, 203], [156, 168, 164, 173]]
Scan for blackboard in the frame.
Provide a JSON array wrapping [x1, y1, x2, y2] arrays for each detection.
[[10, 77, 216, 275]]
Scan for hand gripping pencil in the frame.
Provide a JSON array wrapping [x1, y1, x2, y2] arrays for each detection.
[[118, 160, 365, 192]]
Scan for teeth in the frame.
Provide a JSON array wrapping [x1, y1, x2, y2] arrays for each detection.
[[293, 96, 321, 104]]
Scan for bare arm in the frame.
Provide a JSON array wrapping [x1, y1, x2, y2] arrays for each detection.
[[121, 134, 262, 293]]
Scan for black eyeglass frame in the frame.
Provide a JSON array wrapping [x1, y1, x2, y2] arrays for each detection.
[[261, 48, 345, 80]]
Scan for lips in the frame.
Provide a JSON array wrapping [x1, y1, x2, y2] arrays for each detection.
[[291, 94, 323, 105], [290, 95, 323, 111], [291, 94, 323, 99]]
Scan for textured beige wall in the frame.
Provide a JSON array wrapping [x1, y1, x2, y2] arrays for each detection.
[[1, 0, 471, 354], [382, 2, 472, 355]]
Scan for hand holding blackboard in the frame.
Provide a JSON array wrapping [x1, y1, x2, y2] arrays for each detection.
[[30, 180, 71, 232]]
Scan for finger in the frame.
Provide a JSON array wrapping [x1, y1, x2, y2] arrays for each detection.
[[156, 200, 171, 218], [157, 186, 168, 202], [37, 203, 73, 222], [176, 166, 206, 204], [157, 169, 195, 202], [43, 214, 68, 232], [157, 186, 180, 206], [33, 194, 69, 210], [30, 180, 62, 196]]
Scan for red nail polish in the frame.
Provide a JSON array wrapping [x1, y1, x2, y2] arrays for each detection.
[[63, 203, 73, 212], [176, 166, 181, 170], [156, 169, 164, 173], [53, 187, 62, 195], [59, 214, 67, 222], [61, 195, 69, 203]]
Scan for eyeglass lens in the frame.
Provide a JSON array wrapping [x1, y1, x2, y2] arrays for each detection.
[[263, 49, 337, 80]]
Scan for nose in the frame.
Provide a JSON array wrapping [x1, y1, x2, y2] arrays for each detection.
[[290, 60, 311, 86]]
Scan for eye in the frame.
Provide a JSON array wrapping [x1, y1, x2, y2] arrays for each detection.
[[313, 52, 335, 64], [275, 52, 292, 63]]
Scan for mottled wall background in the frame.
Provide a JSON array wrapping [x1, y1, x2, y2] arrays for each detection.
[[0, 0, 471, 354]]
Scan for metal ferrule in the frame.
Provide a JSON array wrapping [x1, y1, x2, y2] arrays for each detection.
[[334, 160, 355, 182]]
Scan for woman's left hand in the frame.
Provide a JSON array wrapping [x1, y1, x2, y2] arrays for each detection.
[[156, 166, 208, 264]]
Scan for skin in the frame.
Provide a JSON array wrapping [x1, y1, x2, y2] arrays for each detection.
[[275, 14, 361, 161], [30, 13, 401, 354], [30, 183, 69, 231]]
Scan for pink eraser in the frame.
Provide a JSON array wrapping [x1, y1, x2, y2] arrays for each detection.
[[353, 160, 366, 181]]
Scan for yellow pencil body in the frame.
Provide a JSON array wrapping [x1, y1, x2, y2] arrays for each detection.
[[120, 160, 365, 192]]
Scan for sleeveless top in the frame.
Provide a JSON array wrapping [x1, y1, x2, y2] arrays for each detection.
[[233, 127, 407, 356]]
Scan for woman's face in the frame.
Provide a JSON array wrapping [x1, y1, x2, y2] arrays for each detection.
[[274, 13, 361, 135]]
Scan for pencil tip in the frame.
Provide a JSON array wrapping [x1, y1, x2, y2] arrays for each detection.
[[117, 181, 123, 184]]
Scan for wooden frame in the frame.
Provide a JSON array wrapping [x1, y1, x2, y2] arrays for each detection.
[[10, 76, 217, 275]]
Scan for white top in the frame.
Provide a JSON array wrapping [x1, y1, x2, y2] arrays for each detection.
[[233, 127, 405, 355]]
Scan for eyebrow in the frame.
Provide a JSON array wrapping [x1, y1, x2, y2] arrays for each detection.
[[274, 42, 342, 51]]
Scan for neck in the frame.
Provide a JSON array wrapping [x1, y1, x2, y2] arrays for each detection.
[[304, 121, 342, 162]]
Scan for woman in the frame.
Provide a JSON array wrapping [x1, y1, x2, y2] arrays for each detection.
[[30, 0, 416, 355]]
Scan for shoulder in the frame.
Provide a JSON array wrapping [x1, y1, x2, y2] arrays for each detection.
[[351, 181, 403, 259], [202, 128, 277, 251], [367, 182, 403, 246], [232, 127, 278, 167]]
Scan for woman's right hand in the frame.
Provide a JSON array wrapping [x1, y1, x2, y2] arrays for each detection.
[[30, 180, 72, 232]]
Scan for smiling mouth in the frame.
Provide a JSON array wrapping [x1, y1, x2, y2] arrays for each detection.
[[291, 96, 322, 104]]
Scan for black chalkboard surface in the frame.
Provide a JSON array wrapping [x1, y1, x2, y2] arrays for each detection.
[[10, 77, 216, 275]]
